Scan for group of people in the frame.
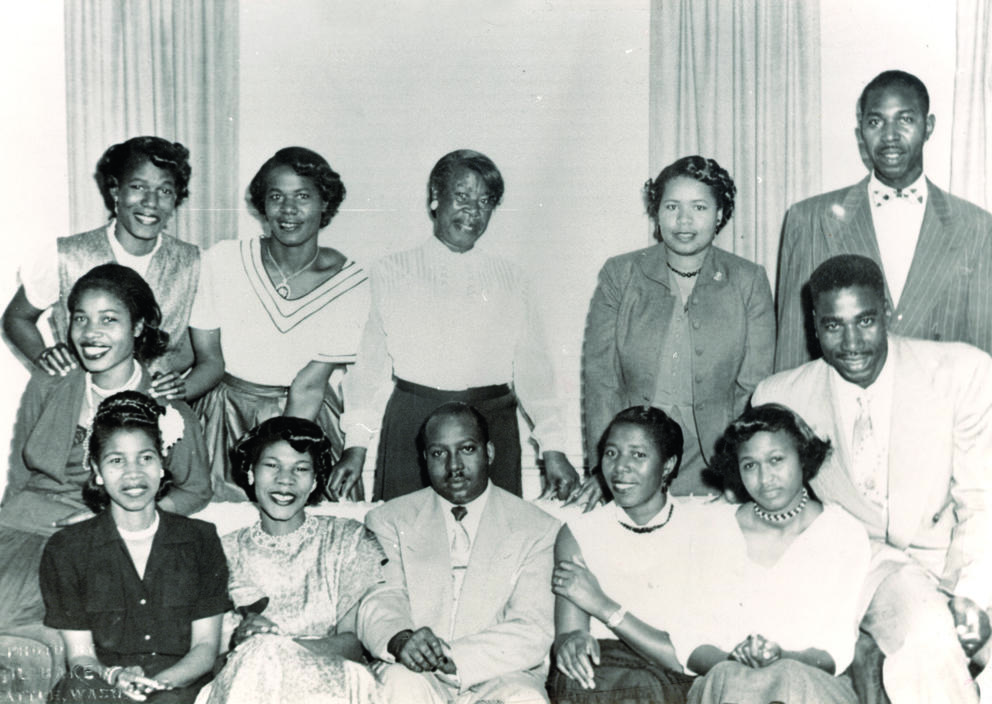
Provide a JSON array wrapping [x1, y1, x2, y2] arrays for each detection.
[[0, 67, 987, 703]]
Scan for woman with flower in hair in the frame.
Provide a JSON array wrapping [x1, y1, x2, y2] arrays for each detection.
[[190, 147, 369, 501], [41, 391, 230, 703], [197, 416, 383, 704], [0, 263, 210, 630], [1, 136, 223, 402], [583, 155, 775, 495]]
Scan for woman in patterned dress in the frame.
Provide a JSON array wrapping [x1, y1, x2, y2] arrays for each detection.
[[196, 417, 383, 704]]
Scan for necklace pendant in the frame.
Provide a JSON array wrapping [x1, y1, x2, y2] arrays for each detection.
[[276, 283, 291, 299]]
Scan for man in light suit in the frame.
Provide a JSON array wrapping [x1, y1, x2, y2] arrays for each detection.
[[774, 69, 992, 371], [358, 402, 560, 703], [754, 255, 992, 703]]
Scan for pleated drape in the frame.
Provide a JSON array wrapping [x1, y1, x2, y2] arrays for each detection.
[[64, 0, 238, 249], [649, 0, 821, 285], [950, 0, 992, 211]]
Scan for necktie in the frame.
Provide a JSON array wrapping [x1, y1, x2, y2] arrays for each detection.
[[852, 396, 886, 510], [871, 184, 924, 207], [450, 506, 470, 569]]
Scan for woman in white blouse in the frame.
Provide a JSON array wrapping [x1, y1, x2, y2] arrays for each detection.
[[330, 149, 583, 502], [683, 403, 871, 704]]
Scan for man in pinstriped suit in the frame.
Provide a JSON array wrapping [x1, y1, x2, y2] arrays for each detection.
[[774, 69, 992, 372]]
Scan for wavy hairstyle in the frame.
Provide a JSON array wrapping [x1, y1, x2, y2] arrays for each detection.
[[67, 263, 169, 364], [711, 403, 831, 502], [83, 391, 172, 512], [247, 147, 346, 228], [642, 155, 736, 240], [95, 136, 192, 215], [229, 416, 335, 504], [597, 406, 684, 490], [809, 254, 886, 306]]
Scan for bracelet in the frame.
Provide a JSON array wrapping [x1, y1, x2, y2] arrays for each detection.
[[605, 605, 627, 629], [103, 666, 123, 686]]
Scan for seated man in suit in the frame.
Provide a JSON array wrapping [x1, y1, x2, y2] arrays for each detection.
[[358, 401, 560, 703], [754, 254, 992, 703], [775, 69, 992, 371]]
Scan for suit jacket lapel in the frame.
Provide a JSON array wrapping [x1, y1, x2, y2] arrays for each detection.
[[451, 489, 516, 641], [885, 338, 945, 548], [405, 494, 453, 637], [892, 182, 959, 333]]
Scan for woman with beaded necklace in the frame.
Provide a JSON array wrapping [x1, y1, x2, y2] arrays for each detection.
[[681, 404, 870, 704], [549, 406, 703, 703], [582, 156, 775, 496]]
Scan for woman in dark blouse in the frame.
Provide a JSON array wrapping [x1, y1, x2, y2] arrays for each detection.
[[40, 392, 230, 703]]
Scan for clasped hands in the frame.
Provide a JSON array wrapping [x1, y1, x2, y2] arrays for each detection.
[[553, 555, 608, 690], [388, 627, 457, 676], [96, 665, 171, 702], [728, 633, 782, 668]]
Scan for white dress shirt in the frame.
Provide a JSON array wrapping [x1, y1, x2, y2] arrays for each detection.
[[868, 172, 927, 308]]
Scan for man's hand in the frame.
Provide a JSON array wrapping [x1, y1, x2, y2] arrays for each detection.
[[388, 627, 456, 675], [326, 447, 367, 501], [35, 344, 77, 376], [539, 451, 580, 502], [950, 596, 991, 660]]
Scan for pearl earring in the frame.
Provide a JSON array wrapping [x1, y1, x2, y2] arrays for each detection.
[[430, 199, 439, 211], [95, 475, 104, 486], [247, 469, 254, 485]]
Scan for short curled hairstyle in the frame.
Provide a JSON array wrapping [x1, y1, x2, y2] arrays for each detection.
[[809, 254, 886, 307], [597, 406, 684, 490], [427, 150, 505, 219], [247, 147, 346, 228], [83, 391, 173, 513], [229, 416, 334, 504], [95, 136, 192, 215], [858, 70, 930, 119], [710, 403, 831, 503], [643, 155, 736, 239], [68, 263, 169, 364]]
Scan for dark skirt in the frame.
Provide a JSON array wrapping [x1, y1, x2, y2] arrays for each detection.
[[548, 639, 695, 704], [373, 379, 522, 501], [195, 373, 344, 502]]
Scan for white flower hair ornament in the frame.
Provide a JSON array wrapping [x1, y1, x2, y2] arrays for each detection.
[[159, 405, 185, 455]]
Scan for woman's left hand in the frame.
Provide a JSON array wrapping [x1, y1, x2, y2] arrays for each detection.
[[553, 555, 607, 615], [540, 452, 581, 502], [149, 371, 186, 401], [115, 666, 171, 701], [729, 633, 781, 668]]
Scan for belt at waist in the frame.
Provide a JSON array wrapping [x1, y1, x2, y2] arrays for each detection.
[[393, 378, 512, 403], [220, 373, 289, 396]]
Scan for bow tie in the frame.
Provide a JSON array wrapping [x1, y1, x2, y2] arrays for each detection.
[[871, 184, 924, 208]]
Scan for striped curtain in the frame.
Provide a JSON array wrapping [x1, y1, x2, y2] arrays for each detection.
[[649, 0, 822, 288], [64, 0, 239, 249]]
